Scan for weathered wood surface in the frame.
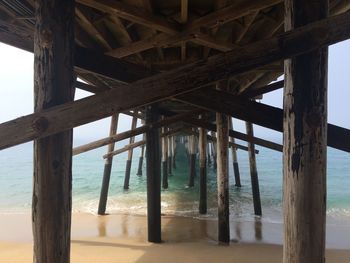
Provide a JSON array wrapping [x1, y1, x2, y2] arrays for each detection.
[[178, 89, 350, 153], [216, 82, 230, 244], [283, 0, 328, 262], [123, 116, 137, 190], [229, 118, 241, 187], [146, 104, 161, 243], [98, 114, 119, 215], [199, 123, 207, 214], [1, 12, 350, 150], [188, 134, 196, 187], [162, 125, 169, 189], [81, 0, 282, 58], [32, 1, 75, 262], [246, 122, 262, 216]]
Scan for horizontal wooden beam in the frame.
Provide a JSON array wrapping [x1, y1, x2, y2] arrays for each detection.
[[177, 89, 350, 152], [1, 12, 350, 150]]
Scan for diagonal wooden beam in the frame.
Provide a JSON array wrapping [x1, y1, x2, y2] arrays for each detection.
[[75, 8, 112, 50], [76, 0, 179, 34], [72, 110, 200, 155], [176, 88, 350, 153], [105, 0, 282, 57], [1, 12, 350, 150]]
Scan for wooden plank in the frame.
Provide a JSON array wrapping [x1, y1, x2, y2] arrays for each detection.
[[98, 114, 119, 215], [75, 8, 112, 50], [283, 0, 328, 262], [76, 0, 179, 34], [145, 104, 161, 243], [176, 88, 350, 153], [240, 80, 284, 98], [1, 12, 350, 150], [32, 0, 75, 262], [185, 0, 282, 32]]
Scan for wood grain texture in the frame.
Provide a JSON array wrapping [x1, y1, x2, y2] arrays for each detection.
[[98, 114, 119, 215], [283, 1, 328, 262], [216, 82, 230, 244], [32, 1, 75, 262], [146, 104, 161, 243]]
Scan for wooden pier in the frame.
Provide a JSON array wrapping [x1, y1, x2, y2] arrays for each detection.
[[0, 0, 350, 262]]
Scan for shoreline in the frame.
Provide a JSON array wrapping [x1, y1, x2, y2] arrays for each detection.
[[0, 212, 350, 262]]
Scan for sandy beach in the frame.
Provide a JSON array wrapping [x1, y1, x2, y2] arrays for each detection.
[[0, 212, 349, 262]]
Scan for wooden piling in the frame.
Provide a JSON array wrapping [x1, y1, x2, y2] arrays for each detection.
[[211, 131, 217, 170], [123, 116, 137, 190], [167, 136, 172, 175], [172, 136, 176, 169], [32, 0, 75, 262], [188, 133, 196, 187], [98, 114, 119, 215], [146, 104, 161, 243], [283, 0, 328, 262], [216, 82, 230, 244], [207, 142, 212, 166], [199, 123, 207, 214], [246, 122, 262, 216], [229, 118, 241, 187], [137, 132, 145, 176], [162, 125, 168, 189]]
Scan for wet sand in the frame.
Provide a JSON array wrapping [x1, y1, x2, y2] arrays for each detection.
[[0, 213, 349, 262]]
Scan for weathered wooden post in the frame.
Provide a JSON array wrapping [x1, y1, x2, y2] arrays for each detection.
[[283, 0, 328, 262], [216, 82, 230, 244], [229, 118, 241, 187], [123, 116, 137, 190], [136, 120, 146, 176], [211, 131, 217, 170], [167, 136, 173, 175], [146, 104, 161, 243], [246, 122, 262, 216], [207, 142, 212, 166], [199, 121, 207, 214], [162, 125, 168, 189], [98, 114, 119, 215], [32, 0, 75, 262], [188, 133, 196, 187], [172, 136, 176, 169]]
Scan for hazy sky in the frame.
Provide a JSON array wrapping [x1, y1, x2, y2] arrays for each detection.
[[0, 40, 349, 145]]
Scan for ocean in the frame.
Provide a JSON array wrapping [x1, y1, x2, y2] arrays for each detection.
[[0, 139, 349, 228]]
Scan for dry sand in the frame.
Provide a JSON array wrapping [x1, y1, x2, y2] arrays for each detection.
[[0, 213, 349, 262]]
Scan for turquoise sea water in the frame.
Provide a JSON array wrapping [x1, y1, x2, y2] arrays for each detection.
[[0, 140, 349, 227]]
